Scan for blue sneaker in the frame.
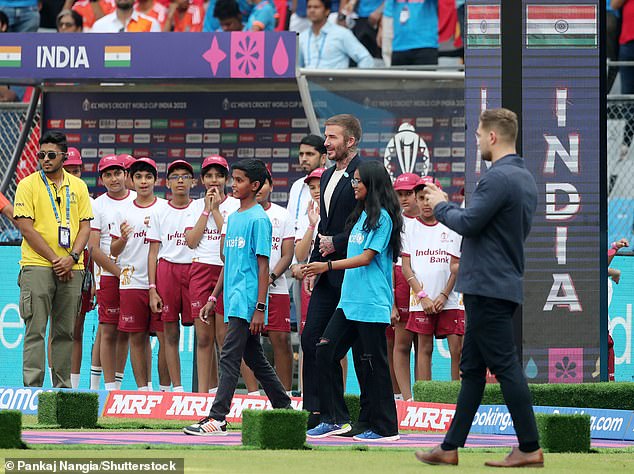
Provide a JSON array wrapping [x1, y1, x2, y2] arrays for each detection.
[[307, 422, 352, 438], [353, 430, 400, 442]]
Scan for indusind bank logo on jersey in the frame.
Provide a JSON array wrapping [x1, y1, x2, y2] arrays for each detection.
[[225, 236, 246, 249]]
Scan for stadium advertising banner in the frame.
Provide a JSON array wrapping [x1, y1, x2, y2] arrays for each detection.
[[0, 32, 297, 81], [43, 91, 310, 204], [521, 1, 602, 383]]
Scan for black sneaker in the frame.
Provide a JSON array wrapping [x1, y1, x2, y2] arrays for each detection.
[[338, 421, 371, 437]]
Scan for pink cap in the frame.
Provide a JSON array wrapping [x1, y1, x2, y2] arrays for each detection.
[[415, 175, 442, 190], [118, 154, 136, 170], [201, 155, 229, 173], [393, 173, 420, 191], [131, 157, 158, 172], [98, 154, 124, 173], [167, 159, 194, 176], [65, 147, 82, 166], [304, 167, 326, 184]]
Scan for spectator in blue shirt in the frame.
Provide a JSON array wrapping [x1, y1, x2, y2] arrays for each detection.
[[246, 0, 277, 31], [384, 0, 439, 65], [0, 0, 39, 32], [204, 0, 253, 31], [213, 0, 244, 31], [299, 0, 374, 69], [290, 0, 339, 33]]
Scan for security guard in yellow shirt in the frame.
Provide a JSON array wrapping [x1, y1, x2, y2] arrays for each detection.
[[14, 131, 93, 388]]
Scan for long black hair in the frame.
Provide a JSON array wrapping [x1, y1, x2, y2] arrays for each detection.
[[345, 161, 403, 262]]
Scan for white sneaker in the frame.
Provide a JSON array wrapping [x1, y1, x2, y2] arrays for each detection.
[[183, 417, 228, 436]]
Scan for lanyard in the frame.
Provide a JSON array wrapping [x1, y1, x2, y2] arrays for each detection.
[[307, 30, 327, 68], [40, 170, 70, 227], [295, 185, 306, 222]]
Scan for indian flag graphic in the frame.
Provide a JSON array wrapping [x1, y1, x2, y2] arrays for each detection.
[[526, 4, 597, 48], [104, 46, 131, 68], [467, 5, 500, 49], [0, 46, 21, 67]]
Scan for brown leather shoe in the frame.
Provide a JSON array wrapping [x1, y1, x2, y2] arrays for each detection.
[[484, 447, 544, 468], [415, 445, 459, 466]]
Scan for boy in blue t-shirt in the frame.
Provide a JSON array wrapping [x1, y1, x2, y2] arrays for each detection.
[[183, 159, 291, 436]]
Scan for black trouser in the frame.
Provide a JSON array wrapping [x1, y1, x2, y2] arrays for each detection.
[[301, 276, 369, 416], [316, 309, 398, 437], [353, 17, 381, 58], [444, 295, 539, 451], [392, 47, 438, 66], [209, 317, 290, 421]]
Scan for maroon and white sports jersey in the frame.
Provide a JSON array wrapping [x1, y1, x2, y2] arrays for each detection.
[[91, 190, 136, 286], [264, 203, 295, 296], [111, 197, 167, 290], [188, 196, 240, 266], [147, 200, 195, 264], [402, 217, 463, 311]]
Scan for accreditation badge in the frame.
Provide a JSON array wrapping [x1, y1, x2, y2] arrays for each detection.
[[400, 6, 410, 24], [58, 226, 71, 248]]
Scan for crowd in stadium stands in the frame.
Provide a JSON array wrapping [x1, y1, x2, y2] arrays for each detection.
[[0, 0, 467, 67]]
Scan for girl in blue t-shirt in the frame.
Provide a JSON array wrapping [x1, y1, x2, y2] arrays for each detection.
[[302, 160, 403, 441]]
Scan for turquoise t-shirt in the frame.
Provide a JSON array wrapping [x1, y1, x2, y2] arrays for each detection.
[[223, 204, 272, 323], [338, 209, 394, 324]]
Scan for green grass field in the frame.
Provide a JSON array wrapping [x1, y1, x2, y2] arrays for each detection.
[[2, 448, 634, 473]]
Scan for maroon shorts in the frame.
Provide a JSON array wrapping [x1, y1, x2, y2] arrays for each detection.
[[97, 275, 120, 325], [156, 259, 193, 326], [189, 262, 225, 319], [393, 265, 410, 323], [406, 309, 465, 338], [265, 293, 291, 333], [118, 289, 151, 333]]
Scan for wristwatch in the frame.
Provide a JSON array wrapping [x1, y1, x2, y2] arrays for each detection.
[[70, 251, 80, 264], [270, 272, 278, 282], [255, 302, 267, 312]]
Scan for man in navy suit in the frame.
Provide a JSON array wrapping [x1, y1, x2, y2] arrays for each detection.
[[301, 114, 364, 430]]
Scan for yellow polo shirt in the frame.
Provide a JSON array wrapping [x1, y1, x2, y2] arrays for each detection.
[[14, 170, 93, 269]]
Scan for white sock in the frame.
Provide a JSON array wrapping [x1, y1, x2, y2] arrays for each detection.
[[138, 385, 148, 391], [115, 381, 121, 390], [105, 382, 117, 391], [394, 393, 403, 401], [172, 385, 184, 392], [286, 391, 293, 397], [247, 391, 260, 396], [115, 372, 124, 384], [208, 387, 218, 394], [90, 366, 102, 390], [406, 397, 413, 402], [159, 385, 171, 392], [71, 373, 81, 389], [146, 383, 153, 392]]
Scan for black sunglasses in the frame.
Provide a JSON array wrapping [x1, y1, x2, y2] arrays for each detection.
[[37, 151, 67, 160]]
